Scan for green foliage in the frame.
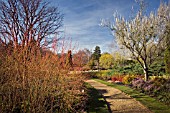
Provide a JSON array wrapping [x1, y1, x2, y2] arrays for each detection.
[[157, 79, 170, 105], [149, 59, 165, 76], [87, 46, 101, 70], [165, 46, 170, 75], [112, 61, 143, 75], [94, 70, 111, 80], [83, 70, 112, 80], [112, 58, 165, 76], [87, 59, 95, 70], [92, 46, 101, 61], [99, 53, 114, 69], [106, 69, 115, 76]]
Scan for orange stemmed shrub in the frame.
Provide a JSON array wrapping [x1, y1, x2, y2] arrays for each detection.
[[0, 45, 87, 113]]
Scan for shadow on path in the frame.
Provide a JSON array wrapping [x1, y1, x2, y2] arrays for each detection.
[[86, 80, 153, 113]]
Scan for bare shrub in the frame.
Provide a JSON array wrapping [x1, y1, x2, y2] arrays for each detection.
[[0, 44, 87, 112]]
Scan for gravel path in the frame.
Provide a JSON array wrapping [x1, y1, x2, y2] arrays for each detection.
[[86, 80, 153, 113]]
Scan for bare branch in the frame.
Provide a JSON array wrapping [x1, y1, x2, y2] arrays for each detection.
[[0, 0, 63, 49]]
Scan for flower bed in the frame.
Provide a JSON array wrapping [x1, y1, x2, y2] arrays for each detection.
[[131, 77, 170, 105]]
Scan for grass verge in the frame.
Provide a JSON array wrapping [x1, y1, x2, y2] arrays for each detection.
[[85, 82, 109, 113], [94, 79, 170, 113]]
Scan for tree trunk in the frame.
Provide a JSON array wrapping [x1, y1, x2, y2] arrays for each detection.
[[144, 68, 149, 81], [143, 63, 149, 81]]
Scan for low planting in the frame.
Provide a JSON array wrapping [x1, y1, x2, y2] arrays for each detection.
[[83, 69, 170, 107], [82, 70, 113, 80], [131, 77, 170, 106], [99, 73, 170, 106], [112, 63, 144, 75], [83, 66, 144, 82]]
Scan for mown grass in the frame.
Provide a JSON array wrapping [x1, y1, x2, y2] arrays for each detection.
[[85, 83, 109, 113], [94, 79, 170, 113]]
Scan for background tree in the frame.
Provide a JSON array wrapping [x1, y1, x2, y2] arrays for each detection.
[[92, 46, 101, 70], [0, 0, 63, 50], [101, 1, 169, 80], [112, 51, 125, 67], [99, 53, 114, 69], [73, 49, 91, 68], [84, 48, 92, 62], [87, 59, 95, 70]]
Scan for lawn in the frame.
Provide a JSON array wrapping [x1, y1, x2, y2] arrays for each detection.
[[94, 79, 170, 113]]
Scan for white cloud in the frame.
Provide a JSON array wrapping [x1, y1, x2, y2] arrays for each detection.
[[50, 0, 135, 53]]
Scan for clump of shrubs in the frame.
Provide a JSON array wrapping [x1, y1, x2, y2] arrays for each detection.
[[131, 77, 170, 105], [0, 47, 87, 113], [157, 79, 170, 104], [122, 75, 136, 85], [85, 70, 112, 80], [111, 74, 170, 105], [132, 78, 146, 90], [111, 75, 124, 83]]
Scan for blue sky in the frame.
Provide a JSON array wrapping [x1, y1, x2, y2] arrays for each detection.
[[49, 0, 169, 53]]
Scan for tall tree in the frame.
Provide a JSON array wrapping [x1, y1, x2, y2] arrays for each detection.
[[92, 46, 101, 70], [0, 0, 63, 49], [101, 1, 169, 80]]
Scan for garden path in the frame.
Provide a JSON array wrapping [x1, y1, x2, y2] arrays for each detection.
[[86, 79, 153, 113]]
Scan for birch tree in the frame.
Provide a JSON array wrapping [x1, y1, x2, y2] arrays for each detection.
[[101, 1, 169, 80]]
